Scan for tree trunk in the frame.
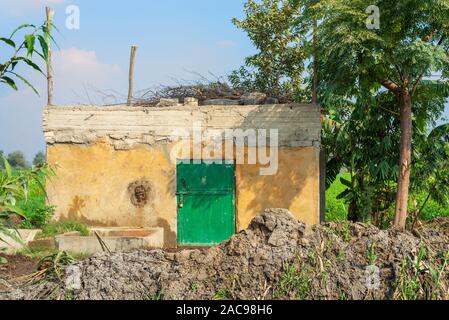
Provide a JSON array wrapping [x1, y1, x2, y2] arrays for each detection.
[[394, 90, 412, 228]]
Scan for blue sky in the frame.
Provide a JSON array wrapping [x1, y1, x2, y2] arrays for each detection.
[[0, 0, 255, 160], [0, 1, 448, 161]]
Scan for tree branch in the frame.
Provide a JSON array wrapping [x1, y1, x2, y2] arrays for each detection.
[[380, 79, 400, 94]]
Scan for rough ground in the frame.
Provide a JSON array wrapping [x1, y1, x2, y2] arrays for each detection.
[[1, 209, 448, 300]]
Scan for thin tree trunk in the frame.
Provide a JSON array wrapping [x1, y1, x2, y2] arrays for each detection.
[[394, 90, 412, 228]]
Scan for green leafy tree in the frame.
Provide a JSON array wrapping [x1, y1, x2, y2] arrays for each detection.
[[313, 0, 449, 228], [231, 0, 308, 100], [7, 151, 29, 169], [33, 151, 46, 168], [234, 0, 449, 228]]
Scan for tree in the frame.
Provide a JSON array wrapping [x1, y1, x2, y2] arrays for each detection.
[[313, 0, 449, 228], [33, 151, 46, 168], [7, 151, 28, 169], [234, 0, 449, 228], [230, 0, 308, 101]]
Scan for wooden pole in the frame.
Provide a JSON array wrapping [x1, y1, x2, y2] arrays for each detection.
[[46, 7, 54, 106], [312, 19, 318, 104], [127, 46, 137, 106]]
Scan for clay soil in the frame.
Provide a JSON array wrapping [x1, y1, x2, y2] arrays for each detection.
[[0, 254, 39, 281], [0, 209, 448, 300]]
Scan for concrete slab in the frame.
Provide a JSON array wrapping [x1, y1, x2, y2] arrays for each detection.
[[55, 227, 164, 254]]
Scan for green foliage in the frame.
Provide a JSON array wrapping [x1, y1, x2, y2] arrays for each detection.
[[0, 19, 55, 94], [19, 195, 55, 229], [214, 287, 232, 300], [394, 246, 449, 300], [327, 174, 449, 223], [235, 0, 449, 226], [39, 221, 90, 239], [230, 0, 307, 100], [275, 262, 312, 300], [37, 251, 75, 280], [313, 0, 449, 96], [0, 158, 53, 240], [32, 151, 46, 168], [7, 151, 29, 169], [326, 173, 349, 221]]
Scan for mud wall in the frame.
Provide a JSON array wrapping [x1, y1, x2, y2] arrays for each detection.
[[44, 104, 321, 248]]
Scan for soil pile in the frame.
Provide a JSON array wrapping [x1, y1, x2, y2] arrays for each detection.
[[1, 209, 448, 300]]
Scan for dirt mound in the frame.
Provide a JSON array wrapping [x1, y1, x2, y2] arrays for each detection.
[[1, 209, 448, 300]]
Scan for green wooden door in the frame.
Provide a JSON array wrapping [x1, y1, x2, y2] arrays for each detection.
[[177, 161, 236, 246]]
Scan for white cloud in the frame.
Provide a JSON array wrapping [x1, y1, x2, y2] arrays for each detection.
[[0, 47, 122, 159], [52, 48, 122, 104]]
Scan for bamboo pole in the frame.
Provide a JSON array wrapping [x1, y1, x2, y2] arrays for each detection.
[[127, 46, 137, 106], [46, 7, 54, 106]]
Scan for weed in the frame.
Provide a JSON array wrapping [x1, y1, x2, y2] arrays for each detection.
[[367, 242, 377, 266], [275, 262, 312, 300], [144, 292, 164, 300], [38, 221, 89, 239], [394, 246, 449, 300], [214, 287, 231, 300], [37, 251, 75, 280], [191, 282, 199, 292], [337, 250, 346, 263]]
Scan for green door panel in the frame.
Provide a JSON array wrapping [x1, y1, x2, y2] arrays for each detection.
[[177, 162, 235, 193], [177, 161, 236, 246]]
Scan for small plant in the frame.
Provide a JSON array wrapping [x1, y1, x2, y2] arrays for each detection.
[[214, 287, 231, 300], [39, 221, 89, 239], [336, 250, 346, 263], [191, 282, 199, 292], [37, 251, 75, 281], [274, 262, 312, 300], [143, 292, 165, 300], [367, 242, 377, 266], [1, 157, 54, 242], [394, 246, 449, 300]]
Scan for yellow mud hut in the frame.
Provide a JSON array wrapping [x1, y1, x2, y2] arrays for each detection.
[[43, 100, 322, 248]]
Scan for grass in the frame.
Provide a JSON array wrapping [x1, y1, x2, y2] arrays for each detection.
[[393, 246, 449, 300], [19, 246, 90, 261], [325, 174, 350, 221], [274, 262, 312, 300], [38, 221, 90, 239], [326, 174, 449, 222]]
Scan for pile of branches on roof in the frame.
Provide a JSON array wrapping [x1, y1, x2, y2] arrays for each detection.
[[133, 81, 244, 107]]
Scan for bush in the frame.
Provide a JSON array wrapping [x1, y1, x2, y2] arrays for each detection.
[[15, 168, 55, 229], [326, 174, 449, 223], [325, 174, 349, 221]]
